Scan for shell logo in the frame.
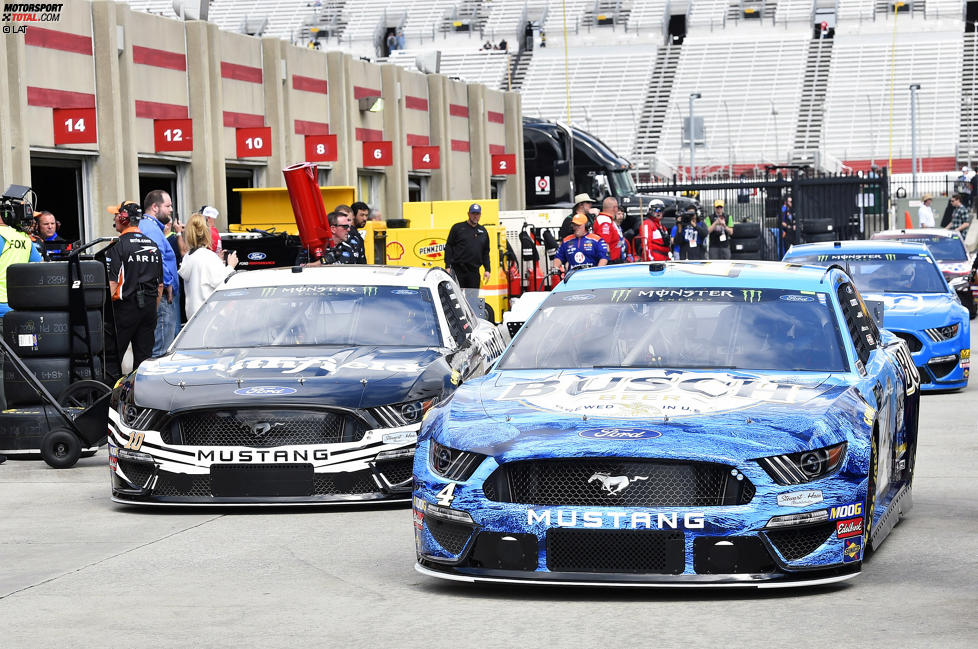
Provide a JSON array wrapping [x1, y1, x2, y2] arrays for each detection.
[[414, 238, 447, 261], [386, 241, 405, 261]]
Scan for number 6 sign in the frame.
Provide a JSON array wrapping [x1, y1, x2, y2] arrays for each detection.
[[363, 141, 393, 167], [492, 153, 516, 175], [154, 119, 193, 152], [236, 126, 272, 157]]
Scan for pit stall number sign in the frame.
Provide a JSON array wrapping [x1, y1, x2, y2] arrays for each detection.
[[236, 126, 273, 158], [492, 153, 516, 175], [154, 119, 193, 152], [305, 134, 338, 162], [363, 141, 393, 167], [412, 146, 440, 170], [53, 108, 97, 145]]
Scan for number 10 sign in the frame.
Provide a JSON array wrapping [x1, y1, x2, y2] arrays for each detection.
[[154, 119, 193, 152], [236, 126, 273, 158]]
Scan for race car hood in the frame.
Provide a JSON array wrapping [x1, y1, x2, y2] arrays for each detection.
[[936, 260, 972, 277], [862, 291, 962, 328], [425, 369, 867, 463], [132, 346, 447, 411]]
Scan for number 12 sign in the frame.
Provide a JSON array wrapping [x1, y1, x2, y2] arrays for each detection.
[[236, 126, 272, 158], [154, 119, 193, 152], [53, 108, 97, 145]]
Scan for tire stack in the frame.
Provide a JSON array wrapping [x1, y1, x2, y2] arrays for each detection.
[[2, 261, 107, 407], [730, 222, 763, 260], [801, 218, 837, 244]]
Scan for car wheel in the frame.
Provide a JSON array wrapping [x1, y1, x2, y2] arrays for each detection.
[[57, 379, 111, 410], [41, 428, 82, 469], [864, 433, 878, 552]]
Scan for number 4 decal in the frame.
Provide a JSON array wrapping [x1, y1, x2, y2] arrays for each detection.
[[435, 483, 456, 506]]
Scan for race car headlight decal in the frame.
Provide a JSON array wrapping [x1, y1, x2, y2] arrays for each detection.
[[924, 324, 959, 342], [755, 442, 847, 485], [765, 510, 829, 528], [429, 441, 486, 481], [376, 447, 416, 461], [371, 398, 439, 428], [117, 402, 160, 429], [928, 354, 957, 365], [425, 503, 474, 523], [116, 448, 154, 464]]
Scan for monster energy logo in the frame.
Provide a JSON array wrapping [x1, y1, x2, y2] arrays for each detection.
[[611, 289, 633, 303], [817, 255, 828, 262], [261, 287, 276, 297], [885, 254, 896, 260], [362, 286, 378, 296], [742, 290, 762, 303]]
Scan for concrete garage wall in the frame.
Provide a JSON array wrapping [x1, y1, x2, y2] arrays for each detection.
[[0, 0, 523, 238]]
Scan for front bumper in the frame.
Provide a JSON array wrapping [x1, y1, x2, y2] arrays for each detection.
[[108, 412, 417, 506], [413, 442, 868, 587], [890, 327, 969, 391]]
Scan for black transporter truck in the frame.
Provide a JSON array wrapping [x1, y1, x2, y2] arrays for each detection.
[[522, 117, 698, 234]]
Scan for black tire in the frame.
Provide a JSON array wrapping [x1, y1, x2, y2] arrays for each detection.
[[483, 303, 495, 323], [732, 222, 760, 238], [2, 310, 104, 357], [804, 232, 837, 243], [41, 428, 81, 469], [731, 238, 761, 253], [3, 357, 103, 408], [864, 432, 878, 554], [6, 261, 107, 310], [802, 218, 835, 234], [57, 379, 111, 410]]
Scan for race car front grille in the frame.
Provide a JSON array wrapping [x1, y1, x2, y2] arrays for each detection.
[[546, 529, 685, 574], [163, 409, 368, 447], [893, 332, 923, 353], [915, 365, 933, 385], [153, 472, 212, 497], [376, 457, 413, 486], [765, 521, 837, 560], [117, 459, 153, 489], [928, 358, 959, 378], [483, 458, 755, 507], [426, 517, 474, 555], [312, 470, 378, 495]]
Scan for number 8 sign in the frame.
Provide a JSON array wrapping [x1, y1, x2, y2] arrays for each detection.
[[363, 141, 393, 166], [235, 126, 272, 157]]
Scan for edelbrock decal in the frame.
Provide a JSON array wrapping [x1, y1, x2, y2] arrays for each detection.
[[234, 385, 298, 396], [777, 489, 823, 507], [579, 427, 662, 440]]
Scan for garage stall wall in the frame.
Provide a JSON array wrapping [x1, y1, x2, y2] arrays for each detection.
[[0, 0, 524, 239]]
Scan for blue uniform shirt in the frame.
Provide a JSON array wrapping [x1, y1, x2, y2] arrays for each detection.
[[139, 216, 178, 293], [555, 233, 609, 269]]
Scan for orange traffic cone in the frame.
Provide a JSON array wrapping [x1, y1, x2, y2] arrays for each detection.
[[904, 210, 913, 229]]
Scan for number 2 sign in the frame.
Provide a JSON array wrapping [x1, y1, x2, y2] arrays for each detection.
[[492, 153, 516, 175], [53, 108, 97, 145], [363, 141, 393, 167], [154, 119, 193, 152], [236, 126, 272, 158]]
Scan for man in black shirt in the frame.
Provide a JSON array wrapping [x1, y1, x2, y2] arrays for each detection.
[[105, 201, 163, 377], [444, 203, 490, 288], [347, 201, 369, 264]]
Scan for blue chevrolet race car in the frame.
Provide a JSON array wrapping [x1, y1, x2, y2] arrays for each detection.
[[413, 261, 920, 587], [783, 240, 970, 391]]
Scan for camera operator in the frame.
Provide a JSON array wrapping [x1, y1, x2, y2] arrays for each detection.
[[677, 207, 707, 260]]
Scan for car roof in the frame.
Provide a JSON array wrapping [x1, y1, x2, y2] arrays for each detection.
[[218, 265, 451, 291], [873, 228, 963, 240], [555, 260, 843, 292], [784, 239, 931, 256]]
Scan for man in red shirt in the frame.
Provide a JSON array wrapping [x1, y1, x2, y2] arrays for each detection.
[[201, 205, 222, 254], [639, 199, 672, 261], [592, 197, 623, 264]]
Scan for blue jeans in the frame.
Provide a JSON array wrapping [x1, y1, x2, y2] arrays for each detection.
[[153, 292, 179, 357]]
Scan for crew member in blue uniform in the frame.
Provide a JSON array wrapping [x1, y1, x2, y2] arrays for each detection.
[[554, 213, 609, 272]]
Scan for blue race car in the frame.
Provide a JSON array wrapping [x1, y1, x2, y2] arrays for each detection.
[[413, 261, 920, 587], [783, 240, 970, 391]]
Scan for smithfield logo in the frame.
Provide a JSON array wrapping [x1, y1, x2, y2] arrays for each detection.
[[579, 427, 661, 440], [233, 386, 298, 396], [611, 289, 632, 303], [247, 251, 267, 261], [741, 289, 762, 303], [588, 472, 648, 495]]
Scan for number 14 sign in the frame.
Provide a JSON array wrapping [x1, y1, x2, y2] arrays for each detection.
[[53, 108, 97, 145], [154, 119, 193, 152]]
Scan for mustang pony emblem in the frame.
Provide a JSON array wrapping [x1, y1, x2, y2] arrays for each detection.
[[588, 472, 649, 495]]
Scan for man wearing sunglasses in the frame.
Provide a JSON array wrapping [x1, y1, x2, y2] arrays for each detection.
[[319, 211, 358, 264]]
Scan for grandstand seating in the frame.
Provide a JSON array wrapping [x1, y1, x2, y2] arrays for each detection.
[[626, 0, 670, 35], [774, 0, 815, 24], [387, 49, 511, 88], [689, 0, 731, 30], [401, 0, 457, 41], [483, 0, 528, 40], [541, 0, 591, 42]]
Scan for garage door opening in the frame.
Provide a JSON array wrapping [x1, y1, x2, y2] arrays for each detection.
[[30, 156, 85, 244], [226, 167, 255, 226], [139, 164, 180, 219]]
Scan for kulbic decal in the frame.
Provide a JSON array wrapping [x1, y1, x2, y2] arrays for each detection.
[[836, 517, 864, 539]]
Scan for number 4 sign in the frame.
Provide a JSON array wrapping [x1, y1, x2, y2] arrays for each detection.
[[154, 119, 193, 152], [492, 153, 516, 175], [363, 141, 393, 167], [53, 108, 97, 145], [236, 126, 272, 158], [411, 146, 439, 170]]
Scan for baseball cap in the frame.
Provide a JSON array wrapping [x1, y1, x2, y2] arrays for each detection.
[[468, 203, 482, 214], [107, 200, 140, 216], [571, 214, 588, 226], [574, 192, 595, 204], [202, 205, 220, 220], [714, 199, 724, 207]]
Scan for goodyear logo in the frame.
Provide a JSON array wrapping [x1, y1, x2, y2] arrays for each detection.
[[741, 289, 762, 303], [362, 286, 377, 296], [414, 238, 446, 261], [611, 289, 632, 303]]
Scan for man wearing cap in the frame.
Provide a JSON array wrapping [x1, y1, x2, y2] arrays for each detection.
[[444, 203, 491, 289], [593, 197, 624, 264], [201, 206, 222, 254], [138, 190, 180, 357], [638, 199, 671, 261], [105, 202, 163, 377], [559, 193, 595, 239], [918, 194, 935, 228], [554, 214, 609, 272], [707, 199, 733, 259]]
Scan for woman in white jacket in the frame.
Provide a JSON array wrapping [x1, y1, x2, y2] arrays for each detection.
[[178, 212, 238, 317]]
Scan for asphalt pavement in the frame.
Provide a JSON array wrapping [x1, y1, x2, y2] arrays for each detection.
[[1, 326, 976, 649]]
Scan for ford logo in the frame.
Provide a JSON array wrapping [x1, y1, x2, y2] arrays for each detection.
[[579, 427, 661, 440], [563, 293, 596, 302], [233, 386, 297, 396], [247, 252, 267, 261], [779, 294, 814, 303]]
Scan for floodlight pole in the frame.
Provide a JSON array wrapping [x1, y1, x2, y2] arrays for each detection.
[[909, 83, 920, 196], [689, 92, 701, 181]]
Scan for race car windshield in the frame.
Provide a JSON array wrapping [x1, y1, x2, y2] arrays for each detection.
[[175, 285, 442, 349], [498, 288, 848, 372], [789, 254, 949, 293], [874, 235, 968, 262]]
